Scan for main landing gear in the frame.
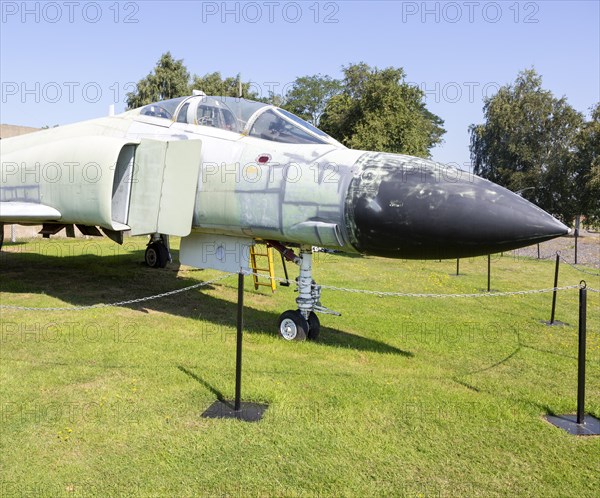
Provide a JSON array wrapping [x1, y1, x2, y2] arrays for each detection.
[[145, 234, 171, 268], [269, 244, 339, 342]]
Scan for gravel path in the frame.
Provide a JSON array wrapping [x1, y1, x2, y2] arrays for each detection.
[[509, 231, 600, 270]]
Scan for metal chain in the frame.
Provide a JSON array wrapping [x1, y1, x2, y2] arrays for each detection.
[[0, 274, 233, 311], [2, 269, 596, 312], [248, 271, 586, 298], [559, 255, 600, 277], [316, 283, 583, 298]]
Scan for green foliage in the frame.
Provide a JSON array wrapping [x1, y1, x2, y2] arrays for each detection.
[[126, 52, 191, 109], [571, 103, 600, 225], [190, 72, 259, 100], [469, 69, 589, 225], [126, 53, 258, 109], [281, 74, 342, 126], [319, 63, 445, 157]]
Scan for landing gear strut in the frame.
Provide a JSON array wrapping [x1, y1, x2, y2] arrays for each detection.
[[271, 245, 338, 342], [145, 234, 171, 268]]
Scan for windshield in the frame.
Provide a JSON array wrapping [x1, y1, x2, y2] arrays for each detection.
[[209, 97, 336, 144], [249, 109, 326, 145], [277, 109, 330, 138]]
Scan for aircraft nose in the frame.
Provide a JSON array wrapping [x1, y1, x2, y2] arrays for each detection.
[[344, 153, 569, 259]]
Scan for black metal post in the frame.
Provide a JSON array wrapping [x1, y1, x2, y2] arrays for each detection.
[[456, 258, 459, 276], [487, 255, 491, 292], [201, 270, 267, 422], [577, 282, 587, 424], [544, 280, 599, 435], [550, 253, 560, 324], [537, 243, 540, 259], [235, 272, 244, 412]]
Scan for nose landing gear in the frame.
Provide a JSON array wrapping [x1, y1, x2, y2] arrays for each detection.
[[271, 244, 339, 342]]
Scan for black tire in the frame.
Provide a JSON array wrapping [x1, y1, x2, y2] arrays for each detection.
[[307, 312, 320, 341], [278, 310, 308, 341], [145, 242, 169, 268]]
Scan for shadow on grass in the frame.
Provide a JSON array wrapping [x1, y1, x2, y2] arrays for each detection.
[[177, 366, 227, 403], [450, 326, 581, 419], [452, 376, 567, 419], [0, 250, 412, 356]]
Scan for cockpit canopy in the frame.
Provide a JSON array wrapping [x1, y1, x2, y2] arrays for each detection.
[[137, 95, 340, 146]]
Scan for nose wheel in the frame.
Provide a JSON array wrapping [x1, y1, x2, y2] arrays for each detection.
[[277, 310, 321, 341], [278, 311, 308, 341]]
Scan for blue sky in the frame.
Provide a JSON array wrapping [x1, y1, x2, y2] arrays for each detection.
[[1, 0, 598, 167]]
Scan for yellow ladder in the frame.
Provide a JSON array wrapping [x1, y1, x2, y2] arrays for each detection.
[[250, 244, 277, 292]]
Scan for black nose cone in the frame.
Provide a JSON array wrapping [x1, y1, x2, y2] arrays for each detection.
[[345, 153, 568, 259]]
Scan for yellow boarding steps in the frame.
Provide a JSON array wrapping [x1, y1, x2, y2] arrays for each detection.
[[250, 244, 277, 292]]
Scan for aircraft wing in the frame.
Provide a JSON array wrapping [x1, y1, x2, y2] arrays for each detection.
[[0, 201, 61, 222]]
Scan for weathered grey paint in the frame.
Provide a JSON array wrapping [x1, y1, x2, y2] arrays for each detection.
[[1, 127, 138, 229], [192, 147, 364, 251], [0, 96, 568, 261]]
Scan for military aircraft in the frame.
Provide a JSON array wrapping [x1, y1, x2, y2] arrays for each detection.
[[0, 92, 568, 340]]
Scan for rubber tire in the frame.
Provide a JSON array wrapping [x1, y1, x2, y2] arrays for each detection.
[[145, 242, 169, 268], [307, 312, 320, 341], [278, 310, 308, 341]]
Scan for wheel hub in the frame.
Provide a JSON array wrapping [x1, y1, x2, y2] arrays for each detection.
[[280, 318, 297, 340], [146, 249, 157, 266]]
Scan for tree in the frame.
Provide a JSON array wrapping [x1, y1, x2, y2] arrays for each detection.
[[126, 54, 262, 108], [319, 63, 445, 157], [469, 69, 585, 225], [126, 52, 191, 109], [281, 75, 342, 126], [190, 72, 259, 99], [571, 103, 600, 226]]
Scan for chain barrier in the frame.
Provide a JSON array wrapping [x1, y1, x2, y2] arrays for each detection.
[[316, 283, 583, 298], [0, 274, 233, 311], [1, 270, 596, 312], [558, 254, 600, 277], [249, 272, 587, 298]]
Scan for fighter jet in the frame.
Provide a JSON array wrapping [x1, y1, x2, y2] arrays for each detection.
[[0, 92, 568, 340]]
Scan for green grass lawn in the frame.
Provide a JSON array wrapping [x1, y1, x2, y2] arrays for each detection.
[[1, 237, 598, 497]]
